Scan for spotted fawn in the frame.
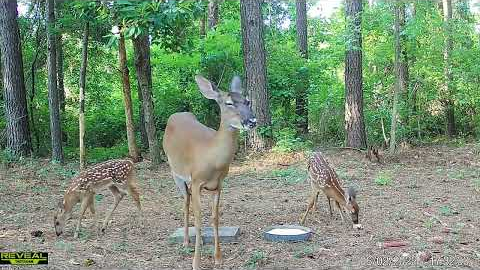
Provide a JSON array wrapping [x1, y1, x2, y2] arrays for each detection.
[[300, 152, 361, 228], [54, 159, 141, 238]]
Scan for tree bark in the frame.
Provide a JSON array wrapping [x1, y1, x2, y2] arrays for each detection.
[[46, 0, 63, 163], [119, 32, 140, 162], [133, 34, 162, 164], [442, 0, 456, 137], [207, 0, 219, 30], [390, 1, 404, 154], [200, 12, 206, 38], [295, 0, 309, 134], [240, 0, 272, 151], [136, 79, 148, 150], [344, 0, 367, 149], [0, 0, 32, 157], [79, 22, 89, 170]]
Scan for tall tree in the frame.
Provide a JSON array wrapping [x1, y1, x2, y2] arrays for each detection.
[[207, 0, 220, 30], [442, 0, 456, 137], [46, 0, 63, 163], [119, 31, 140, 162], [240, 0, 272, 151], [295, 0, 309, 134], [79, 22, 89, 169], [0, 0, 32, 157], [136, 80, 148, 150], [56, 1, 65, 115], [390, 1, 406, 154], [344, 0, 366, 149], [133, 34, 162, 164]]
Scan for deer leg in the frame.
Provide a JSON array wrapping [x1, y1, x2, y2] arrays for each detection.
[[327, 197, 333, 218], [87, 194, 97, 227], [101, 186, 125, 233], [183, 186, 191, 247], [335, 201, 346, 223], [191, 183, 203, 270], [74, 196, 90, 238], [300, 190, 318, 225], [212, 190, 222, 266], [312, 192, 319, 211], [127, 174, 142, 227]]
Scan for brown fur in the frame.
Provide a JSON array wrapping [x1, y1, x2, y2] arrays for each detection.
[[54, 159, 141, 238], [163, 75, 256, 270], [300, 152, 360, 225]]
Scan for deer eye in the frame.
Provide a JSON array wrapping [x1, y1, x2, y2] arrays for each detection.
[[225, 101, 234, 107]]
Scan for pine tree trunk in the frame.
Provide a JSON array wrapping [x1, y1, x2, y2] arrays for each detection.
[[200, 13, 206, 38], [295, 0, 309, 134], [442, 0, 456, 137], [240, 0, 272, 151], [29, 7, 42, 152], [0, 0, 32, 157], [136, 79, 148, 150], [133, 35, 162, 164], [344, 0, 367, 149], [207, 0, 219, 30], [390, 2, 403, 154], [79, 22, 89, 169], [119, 32, 140, 162], [399, 4, 408, 93], [46, 0, 63, 163]]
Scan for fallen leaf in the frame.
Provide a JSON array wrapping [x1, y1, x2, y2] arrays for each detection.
[[431, 236, 444, 244], [69, 259, 80, 265], [84, 258, 95, 267], [383, 241, 407, 248], [418, 251, 432, 262]]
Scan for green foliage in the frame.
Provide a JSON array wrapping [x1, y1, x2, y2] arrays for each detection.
[[245, 250, 267, 269], [374, 171, 393, 186], [3, 0, 480, 162]]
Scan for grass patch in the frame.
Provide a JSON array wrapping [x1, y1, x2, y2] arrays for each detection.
[[439, 205, 453, 216], [245, 250, 267, 269], [294, 245, 314, 259], [473, 179, 480, 193], [374, 171, 393, 186], [54, 240, 74, 252]]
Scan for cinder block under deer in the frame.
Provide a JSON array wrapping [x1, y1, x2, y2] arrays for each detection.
[[300, 152, 362, 229], [53, 159, 141, 238]]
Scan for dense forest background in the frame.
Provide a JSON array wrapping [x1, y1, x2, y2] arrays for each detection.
[[1, 0, 480, 165]]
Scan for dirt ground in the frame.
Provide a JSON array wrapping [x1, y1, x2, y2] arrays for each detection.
[[1, 144, 480, 269]]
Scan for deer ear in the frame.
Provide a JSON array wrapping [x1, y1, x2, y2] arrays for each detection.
[[195, 75, 219, 100], [230, 76, 242, 94]]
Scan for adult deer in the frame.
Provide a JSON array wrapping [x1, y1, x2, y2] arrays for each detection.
[[163, 75, 256, 270]]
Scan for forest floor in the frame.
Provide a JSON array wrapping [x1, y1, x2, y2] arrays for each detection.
[[1, 144, 480, 269]]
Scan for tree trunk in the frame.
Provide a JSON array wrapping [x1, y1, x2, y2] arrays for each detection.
[[207, 0, 219, 30], [136, 79, 148, 150], [0, 0, 32, 157], [119, 32, 140, 162], [344, 0, 367, 149], [200, 12, 206, 38], [29, 6, 43, 153], [133, 34, 162, 164], [399, 3, 408, 93], [240, 0, 272, 151], [295, 0, 309, 134], [79, 22, 89, 170], [442, 0, 456, 137], [390, 2, 404, 154], [46, 0, 63, 163]]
